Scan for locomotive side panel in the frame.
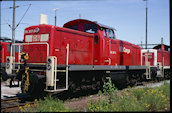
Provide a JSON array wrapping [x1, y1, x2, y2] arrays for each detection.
[[120, 41, 133, 65], [132, 45, 140, 65], [0, 42, 10, 63], [110, 40, 121, 65], [163, 51, 170, 66], [53, 27, 94, 65], [157, 50, 170, 66], [120, 41, 141, 66], [136, 46, 141, 65], [0, 42, 20, 63]]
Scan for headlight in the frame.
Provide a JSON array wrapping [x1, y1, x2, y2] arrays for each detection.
[[47, 58, 51, 64], [46, 64, 51, 70], [7, 58, 10, 63]]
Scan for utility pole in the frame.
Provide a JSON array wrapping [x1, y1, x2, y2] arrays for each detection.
[[11, 0, 16, 65], [10, 1, 30, 61], [143, 0, 148, 49], [0, 1, 1, 39]]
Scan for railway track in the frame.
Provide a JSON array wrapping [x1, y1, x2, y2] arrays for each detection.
[[1, 96, 35, 112], [1, 79, 169, 112]]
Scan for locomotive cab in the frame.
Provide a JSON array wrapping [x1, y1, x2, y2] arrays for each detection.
[[63, 19, 119, 65], [64, 19, 141, 66]]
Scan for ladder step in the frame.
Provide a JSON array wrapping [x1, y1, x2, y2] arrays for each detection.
[[56, 70, 66, 72], [54, 79, 59, 82]]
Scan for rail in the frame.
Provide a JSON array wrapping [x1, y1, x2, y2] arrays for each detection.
[[1, 95, 34, 112]]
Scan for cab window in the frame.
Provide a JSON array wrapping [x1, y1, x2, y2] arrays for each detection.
[[111, 30, 115, 39], [107, 29, 115, 39], [103, 28, 107, 38], [68, 25, 78, 30], [84, 23, 97, 33]]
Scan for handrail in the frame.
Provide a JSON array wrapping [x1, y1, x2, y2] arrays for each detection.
[[66, 44, 69, 90], [10, 42, 49, 70]]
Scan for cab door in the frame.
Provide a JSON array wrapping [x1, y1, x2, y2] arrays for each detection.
[[102, 28, 110, 65]]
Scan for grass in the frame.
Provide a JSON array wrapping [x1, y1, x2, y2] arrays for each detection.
[[19, 96, 74, 112], [87, 80, 170, 112], [20, 80, 170, 112]]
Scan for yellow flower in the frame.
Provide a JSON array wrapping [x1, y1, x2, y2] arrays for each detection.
[[35, 99, 38, 101], [146, 104, 150, 108]]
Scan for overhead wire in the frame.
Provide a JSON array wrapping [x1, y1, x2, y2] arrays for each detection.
[[15, 4, 31, 29]]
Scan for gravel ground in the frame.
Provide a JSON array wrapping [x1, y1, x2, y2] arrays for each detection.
[[1, 80, 21, 99], [136, 80, 170, 88], [64, 94, 103, 112]]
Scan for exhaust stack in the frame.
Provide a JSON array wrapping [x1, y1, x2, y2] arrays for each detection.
[[40, 14, 48, 25]]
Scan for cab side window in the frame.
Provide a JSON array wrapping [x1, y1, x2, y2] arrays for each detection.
[[111, 30, 115, 39], [107, 29, 115, 39], [84, 23, 97, 33], [103, 28, 107, 38], [68, 25, 78, 30]]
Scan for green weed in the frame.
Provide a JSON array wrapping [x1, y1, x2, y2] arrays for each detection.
[[20, 96, 74, 112], [87, 80, 170, 112]]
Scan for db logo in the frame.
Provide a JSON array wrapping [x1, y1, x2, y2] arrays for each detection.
[[34, 28, 39, 33]]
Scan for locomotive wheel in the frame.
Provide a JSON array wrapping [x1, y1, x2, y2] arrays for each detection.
[[2, 69, 8, 81], [21, 72, 39, 96]]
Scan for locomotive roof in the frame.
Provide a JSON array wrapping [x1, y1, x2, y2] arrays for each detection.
[[153, 44, 170, 50], [0, 37, 22, 43], [94, 21, 117, 31], [63, 19, 116, 31]]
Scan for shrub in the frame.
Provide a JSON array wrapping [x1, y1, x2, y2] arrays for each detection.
[[102, 77, 117, 95], [20, 96, 73, 112]]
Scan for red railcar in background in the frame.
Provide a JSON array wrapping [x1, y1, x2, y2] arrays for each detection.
[[154, 44, 170, 66], [0, 39, 21, 66], [0, 41, 10, 64], [141, 44, 170, 79]]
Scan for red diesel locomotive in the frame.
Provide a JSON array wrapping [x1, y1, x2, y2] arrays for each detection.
[[1, 18, 170, 96], [0, 38, 22, 65], [141, 44, 170, 79], [0, 41, 10, 64]]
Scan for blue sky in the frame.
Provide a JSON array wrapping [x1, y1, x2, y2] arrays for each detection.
[[1, 0, 170, 47]]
